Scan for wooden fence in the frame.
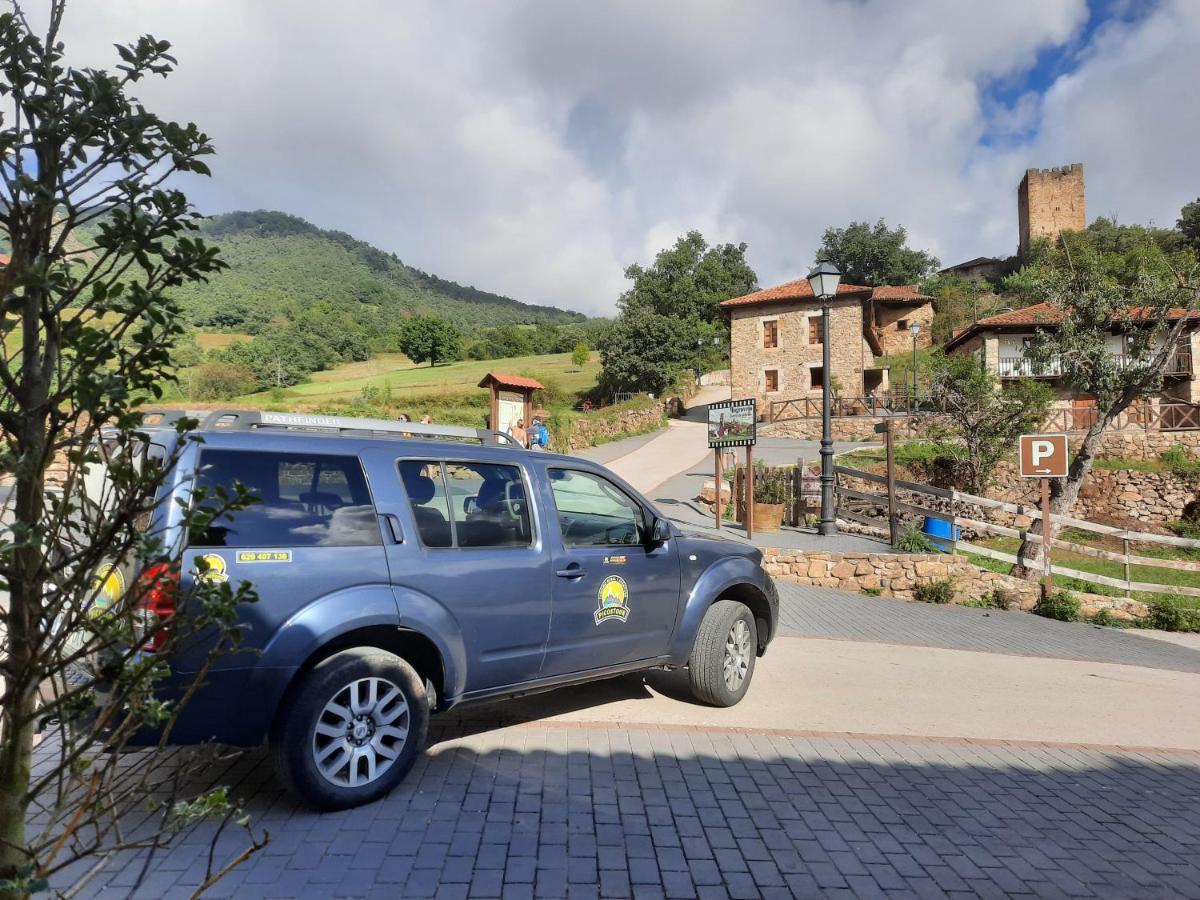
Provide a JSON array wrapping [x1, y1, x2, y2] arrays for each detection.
[[834, 464, 1200, 600], [768, 393, 938, 422]]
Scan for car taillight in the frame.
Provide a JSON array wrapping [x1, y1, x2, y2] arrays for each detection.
[[137, 563, 179, 652]]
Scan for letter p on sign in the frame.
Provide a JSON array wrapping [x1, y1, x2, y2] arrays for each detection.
[[1019, 433, 1069, 478]]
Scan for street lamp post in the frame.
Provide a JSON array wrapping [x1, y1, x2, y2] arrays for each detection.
[[910, 322, 921, 410], [807, 261, 841, 537]]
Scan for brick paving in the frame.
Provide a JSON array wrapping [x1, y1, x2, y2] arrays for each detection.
[[50, 582, 1200, 898], [777, 581, 1200, 674], [70, 724, 1200, 899]]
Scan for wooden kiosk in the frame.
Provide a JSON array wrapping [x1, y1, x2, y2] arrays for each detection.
[[478, 371, 544, 435]]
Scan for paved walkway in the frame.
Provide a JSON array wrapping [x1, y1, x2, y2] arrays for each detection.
[[777, 582, 1200, 674], [55, 584, 1200, 898]]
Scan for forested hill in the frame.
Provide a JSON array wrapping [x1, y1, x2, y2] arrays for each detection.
[[170, 210, 584, 332]]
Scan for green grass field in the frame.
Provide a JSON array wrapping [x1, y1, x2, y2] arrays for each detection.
[[263, 351, 599, 402]]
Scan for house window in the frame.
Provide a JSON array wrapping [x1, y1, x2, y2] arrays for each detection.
[[808, 317, 823, 345], [763, 320, 778, 349], [897, 319, 908, 331], [810, 366, 824, 390], [764, 369, 779, 393]]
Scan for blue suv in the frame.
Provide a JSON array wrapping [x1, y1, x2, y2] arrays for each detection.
[[111, 410, 778, 809]]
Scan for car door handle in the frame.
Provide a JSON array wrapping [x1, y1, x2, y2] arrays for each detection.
[[556, 566, 587, 579]]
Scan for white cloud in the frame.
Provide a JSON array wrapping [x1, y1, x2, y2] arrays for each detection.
[[44, 0, 1199, 314]]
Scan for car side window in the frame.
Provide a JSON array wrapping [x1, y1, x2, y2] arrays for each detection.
[[445, 462, 533, 548], [193, 449, 380, 548], [398, 460, 453, 548], [548, 469, 644, 547]]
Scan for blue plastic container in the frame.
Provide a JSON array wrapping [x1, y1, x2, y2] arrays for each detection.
[[922, 516, 959, 550]]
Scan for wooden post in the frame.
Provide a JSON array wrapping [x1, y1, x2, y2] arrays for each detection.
[[745, 445, 754, 539], [885, 420, 898, 547], [949, 492, 959, 554], [1041, 476, 1053, 598], [1123, 536, 1132, 595], [714, 448, 722, 531]]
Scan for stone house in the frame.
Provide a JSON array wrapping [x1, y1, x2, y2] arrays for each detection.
[[721, 279, 893, 410], [944, 302, 1200, 404], [866, 285, 936, 355]]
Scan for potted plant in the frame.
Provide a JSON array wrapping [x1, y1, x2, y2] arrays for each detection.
[[751, 465, 789, 532]]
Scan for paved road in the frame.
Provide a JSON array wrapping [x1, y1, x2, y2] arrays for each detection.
[[56, 585, 1200, 899], [777, 582, 1200, 674], [69, 725, 1200, 899]]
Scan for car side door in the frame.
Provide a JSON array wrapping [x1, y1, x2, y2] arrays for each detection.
[[538, 466, 681, 677], [382, 456, 552, 695]]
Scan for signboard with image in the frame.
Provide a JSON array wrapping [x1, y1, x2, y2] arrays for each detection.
[[708, 398, 756, 448]]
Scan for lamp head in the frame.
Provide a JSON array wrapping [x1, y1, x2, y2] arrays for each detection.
[[806, 261, 842, 300]]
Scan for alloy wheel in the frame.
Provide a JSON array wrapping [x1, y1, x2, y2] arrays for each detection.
[[312, 676, 410, 788], [723, 618, 752, 692]]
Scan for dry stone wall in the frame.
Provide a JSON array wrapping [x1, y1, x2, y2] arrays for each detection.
[[762, 548, 1149, 621]]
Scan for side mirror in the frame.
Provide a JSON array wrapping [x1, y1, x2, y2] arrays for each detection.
[[649, 517, 671, 545]]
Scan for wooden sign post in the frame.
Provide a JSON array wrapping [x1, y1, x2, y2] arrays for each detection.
[[707, 398, 757, 537], [714, 449, 722, 531], [1018, 433, 1069, 599], [875, 420, 898, 547]]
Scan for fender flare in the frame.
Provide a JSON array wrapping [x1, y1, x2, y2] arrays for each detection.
[[249, 583, 469, 720], [667, 556, 775, 663]]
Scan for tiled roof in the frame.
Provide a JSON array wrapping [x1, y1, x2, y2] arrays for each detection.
[[720, 279, 873, 309], [946, 302, 1200, 351], [871, 284, 933, 303], [973, 302, 1065, 327], [478, 371, 545, 391]]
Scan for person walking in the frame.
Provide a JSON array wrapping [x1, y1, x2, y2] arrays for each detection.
[[530, 417, 549, 451], [510, 419, 529, 448]]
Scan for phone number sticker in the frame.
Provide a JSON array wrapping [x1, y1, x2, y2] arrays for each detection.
[[236, 550, 293, 564]]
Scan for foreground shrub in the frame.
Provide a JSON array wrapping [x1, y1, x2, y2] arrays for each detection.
[[896, 525, 937, 553], [1148, 598, 1200, 633], [914, 578, 955, 604], [1034, 590, 1080, 622]]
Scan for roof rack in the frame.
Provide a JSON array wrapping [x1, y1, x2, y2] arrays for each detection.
[[198, 410, 522, 447]]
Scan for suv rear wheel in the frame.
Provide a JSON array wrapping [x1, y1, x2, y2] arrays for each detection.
[[272, 649, 429, 810], [688, 600, 757, 707]]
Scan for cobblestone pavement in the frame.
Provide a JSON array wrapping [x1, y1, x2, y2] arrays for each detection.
[[72, 724, 1200, 899], [776, 581, 1200, 674], [56, 583, 1200, 899]]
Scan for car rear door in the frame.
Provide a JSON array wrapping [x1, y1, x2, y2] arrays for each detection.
[[378, 453, 552, 694], [538, 466, 681, 677], [174, 446, 391, 674]]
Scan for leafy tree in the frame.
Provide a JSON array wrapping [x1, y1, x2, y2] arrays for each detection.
[[1180, 198, 1200, 254], [600, 232, 752, 394], [1016, 245, 1199, 575], [618, 231, 756, 326], [0, 7, 264, 894], [924, 353, 1053, 496], [188, 362, 258, 401], [817, 219, 939, 286], [598, 308, 696, 395], [571, 343, 590, 369], [397, 316, 462, 367]]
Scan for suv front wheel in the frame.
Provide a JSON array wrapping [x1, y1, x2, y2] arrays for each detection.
[[688, 600, 758, 707], [272, 649, 429, 810]]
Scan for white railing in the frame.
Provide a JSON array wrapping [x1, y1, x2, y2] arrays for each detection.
[[997, 357, 1061, 378]]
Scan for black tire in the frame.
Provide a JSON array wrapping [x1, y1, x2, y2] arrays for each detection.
[[688, 600, 758, 707], [271, 649, 429, 810]]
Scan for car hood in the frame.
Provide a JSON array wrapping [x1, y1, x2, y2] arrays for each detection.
[[674, 526, 762, 563]]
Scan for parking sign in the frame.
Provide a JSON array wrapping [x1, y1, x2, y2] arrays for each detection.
[[1018, 433, 1069, 478]]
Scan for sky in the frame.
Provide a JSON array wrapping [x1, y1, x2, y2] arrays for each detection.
[[46, 0, 1200, 316]]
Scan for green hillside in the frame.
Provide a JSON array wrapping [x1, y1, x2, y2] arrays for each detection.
[[171, 210, 584, 332]]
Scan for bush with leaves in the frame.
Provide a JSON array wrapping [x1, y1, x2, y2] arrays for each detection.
[[0, 8, 265, 893], [914, 578, 955, 604], [895, 524, 937, 553], [1033, 590, 1081, 622], [1147, 598, 1200, 633], [188, 362, 257, 401]]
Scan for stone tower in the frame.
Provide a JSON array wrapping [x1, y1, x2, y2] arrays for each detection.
[[1017, 163, 1085, 258]]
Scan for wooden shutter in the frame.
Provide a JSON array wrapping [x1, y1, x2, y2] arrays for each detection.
[[808, 317, 823, 344]]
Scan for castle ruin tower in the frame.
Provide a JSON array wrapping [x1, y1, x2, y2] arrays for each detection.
[[1017, 163, 1085, 258]]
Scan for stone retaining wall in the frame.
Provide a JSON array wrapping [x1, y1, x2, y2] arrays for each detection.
[[1077, 468, 1200, 527], [762, 548, 1149, 621], [558, 401, 667, 452]]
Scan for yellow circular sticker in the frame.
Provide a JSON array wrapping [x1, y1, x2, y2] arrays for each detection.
[[195, 554, 229, 583], [89, 563, 126, 618], [594, 575, 630, 625]]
